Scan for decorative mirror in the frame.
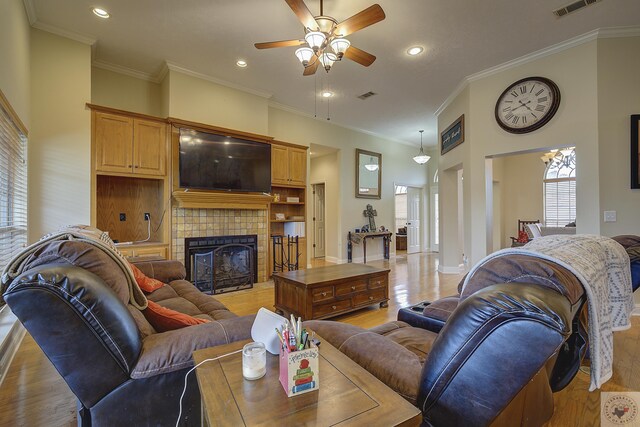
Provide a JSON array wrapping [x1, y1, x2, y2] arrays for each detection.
[[355, 149, 382, 199]]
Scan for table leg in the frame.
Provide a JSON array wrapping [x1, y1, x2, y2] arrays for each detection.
[[348, 232, 353, 263], [384, 235, 390, 260], [363, 237, 367, 264]]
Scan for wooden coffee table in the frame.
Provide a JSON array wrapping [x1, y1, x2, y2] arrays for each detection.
[[193, 337, 421, 426], [272, 263, 390, 320]]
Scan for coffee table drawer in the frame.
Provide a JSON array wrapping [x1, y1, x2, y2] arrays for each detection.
[[314, 299, 352, 318], [312, 286, 334, 302], [353, 289, 386, 307], [368, 275, 388, 289], [335, 280, 368, 297]]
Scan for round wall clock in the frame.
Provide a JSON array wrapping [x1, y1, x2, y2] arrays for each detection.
[[495, 76, 561, 134]]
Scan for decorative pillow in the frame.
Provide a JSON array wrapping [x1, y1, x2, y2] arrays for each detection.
[[516, 230, 529, 243], [128, 262, 165, 293], [526, 223, 542, 239], [143, 300, 210, 332]]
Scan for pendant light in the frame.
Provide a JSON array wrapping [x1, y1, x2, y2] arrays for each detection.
[[413, 130, 430, 164], [364, 157, 379, 171]]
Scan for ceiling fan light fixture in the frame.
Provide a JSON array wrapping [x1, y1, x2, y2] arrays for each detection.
[[236, 59, 248, 68], [295, 47, 315, 66], [330, 38, 351, 59], [304, 31, 326, 51], [319, 52, 337, 71]]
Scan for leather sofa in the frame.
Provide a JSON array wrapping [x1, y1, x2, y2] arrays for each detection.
[[2, 240, 254, 426], [306, 254, 587, 426]]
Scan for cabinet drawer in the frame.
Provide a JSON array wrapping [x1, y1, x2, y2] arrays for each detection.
[[353, 289, 387, 307], [368, 275, 388, 289], [135, 246, 168, 259], [313, 299, 352, 318], [335, 280, 368, 297], [312, 286, 334, 302]]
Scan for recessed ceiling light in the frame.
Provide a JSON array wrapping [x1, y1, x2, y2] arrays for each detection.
[[236, 60, 248, 68], [321, 91, 333, 98], [407, 46, 424, 56], [92, 7, 110, 18]]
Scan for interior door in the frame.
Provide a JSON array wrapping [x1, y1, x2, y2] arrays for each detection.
[[313, 184, 325, 258], [407, 186, 421, 254]]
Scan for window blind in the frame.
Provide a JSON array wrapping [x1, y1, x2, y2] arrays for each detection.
[[0, 101, 27, 272], [544, 178, 575, 227]]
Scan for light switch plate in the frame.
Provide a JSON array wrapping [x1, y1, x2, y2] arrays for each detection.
[[604, 211, 617, 223]]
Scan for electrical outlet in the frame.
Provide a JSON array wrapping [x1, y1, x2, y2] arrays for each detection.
[[119, 213, 126, 221], [604, 210, 617, 223], [144, 213, 151, 221]]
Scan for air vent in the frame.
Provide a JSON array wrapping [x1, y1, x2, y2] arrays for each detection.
[[553, 0, 601, 17], [357, 91, 377, 100]]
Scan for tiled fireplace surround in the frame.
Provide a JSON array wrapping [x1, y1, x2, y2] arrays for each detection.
[[172, 207, 268, 283]]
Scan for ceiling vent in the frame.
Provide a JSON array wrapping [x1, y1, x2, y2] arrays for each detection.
[[357, 91, 377, 100], [553, 0, 601, 17]]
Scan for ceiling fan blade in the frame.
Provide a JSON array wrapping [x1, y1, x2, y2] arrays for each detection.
[[334, 4, 385, 37], [344, 46, 376, 66], [303, 59, 319, 76], [255, 39, 305, 49], [285, 0, 318, 30]]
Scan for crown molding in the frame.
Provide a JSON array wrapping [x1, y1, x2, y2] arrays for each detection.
[[31, 21, 96, 45], [92, 59, 159, 83], [435, 26, 640, 117], [22, 0, 37, 25], [156, 62, 169, 84], [268, 101, 417, 147], [165, 62, 273, 99]]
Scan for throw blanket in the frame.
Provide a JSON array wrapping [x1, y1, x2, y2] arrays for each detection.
[[1, 225, 147, 310], [461, 234, 633, 391]]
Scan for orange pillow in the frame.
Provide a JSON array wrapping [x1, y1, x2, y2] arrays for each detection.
[[128, 262, 165, 293], [143, 300, 210, 332]]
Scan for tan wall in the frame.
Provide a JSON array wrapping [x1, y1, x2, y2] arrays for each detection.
[[166, 70, 269, 135], [310, 152, 341, 262], [0, 0, 30, 127], [439, 40, 599, 267], [269, 106, 431, 263], [29, 29, 92, 242], [91, 67, 162, 116], [499, 152, 546, 248]]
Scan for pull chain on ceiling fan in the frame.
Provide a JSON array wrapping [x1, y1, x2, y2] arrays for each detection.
[[255, 0, 385, 76]]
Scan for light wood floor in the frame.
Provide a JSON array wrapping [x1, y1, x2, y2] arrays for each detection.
[[0, 252, 638, 426]]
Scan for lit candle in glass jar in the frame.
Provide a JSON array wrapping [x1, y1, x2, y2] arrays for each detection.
[[242, 342, 266, 380]]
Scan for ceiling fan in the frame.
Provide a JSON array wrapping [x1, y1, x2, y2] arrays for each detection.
[[255, 0, 385, 76]]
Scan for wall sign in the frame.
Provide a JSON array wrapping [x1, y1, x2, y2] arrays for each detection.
[[441, 115, 465, 155]]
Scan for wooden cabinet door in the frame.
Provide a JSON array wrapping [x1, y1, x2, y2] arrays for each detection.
[[133, 119, 166, 176], [95, 112, 133, 173], [288, 148, 307, 186], [134, 245, 168, 259], [296, 237, 307, 270], [271, 144, 289, 185]]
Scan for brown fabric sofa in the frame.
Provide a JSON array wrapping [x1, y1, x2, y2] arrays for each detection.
[[306, 254, 587, 427], [2, 240, 253, 426]]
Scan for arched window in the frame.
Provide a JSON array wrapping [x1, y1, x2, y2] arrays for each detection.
[[543, 148, 576, 227]]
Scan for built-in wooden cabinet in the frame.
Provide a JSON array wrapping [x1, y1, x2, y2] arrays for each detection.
[[271, 142, 307, 186], [94, 111, 166, 177], [90, 105, 170, 260], [269, 141, 309, 273]]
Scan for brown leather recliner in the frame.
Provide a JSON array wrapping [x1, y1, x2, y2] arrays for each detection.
[[2, 240, 254, 426], [306, 254, 587, 427]]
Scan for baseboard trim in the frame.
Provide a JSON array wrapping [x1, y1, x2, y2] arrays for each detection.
[[438, 265, 463, 274], [324, 256, 340, 264], [0, 310, 26, 387], [344, 255, 384, 264], [632, 304, 640, 316]]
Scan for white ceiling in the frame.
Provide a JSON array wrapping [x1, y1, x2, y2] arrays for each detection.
[[27, 0, 640, 146]]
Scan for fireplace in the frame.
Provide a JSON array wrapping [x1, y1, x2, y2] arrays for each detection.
[[185, 235, 258, 294]]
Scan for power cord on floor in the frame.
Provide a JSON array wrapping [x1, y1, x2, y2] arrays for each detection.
[[175, 348, 243, 427]]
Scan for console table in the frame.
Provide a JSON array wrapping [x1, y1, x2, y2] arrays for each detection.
[[347, 231, 392, 263]]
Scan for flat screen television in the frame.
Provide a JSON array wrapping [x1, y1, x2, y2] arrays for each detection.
[[179, 129, 271, 193]]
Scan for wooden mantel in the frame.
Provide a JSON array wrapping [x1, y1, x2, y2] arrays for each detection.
[[172, 190, 272, 210]]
